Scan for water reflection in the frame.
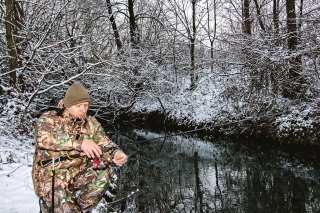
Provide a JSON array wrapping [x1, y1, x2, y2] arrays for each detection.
[[97, 129, 320, 213]]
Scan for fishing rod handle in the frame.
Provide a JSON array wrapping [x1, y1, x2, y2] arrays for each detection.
[[37, 153, 82, 167]]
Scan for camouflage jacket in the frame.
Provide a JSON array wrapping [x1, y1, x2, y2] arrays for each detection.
[[32, 109, 119, 198]]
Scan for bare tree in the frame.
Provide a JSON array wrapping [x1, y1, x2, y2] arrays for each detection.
[[284, 0, 304, 99], [164, 0, 207, 90], [273, 0, 280, 34], [200, 0, 220, 72], [252, 0, 265, 31], [189, 0, 197, 89], [243, 0, 251, 35], [128, 0, 139, 46], [106, 0, 122, 52], [4, 0, 24, 91]]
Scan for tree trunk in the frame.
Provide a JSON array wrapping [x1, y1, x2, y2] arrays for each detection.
[[190, 0, 197, 90], [243, 0, 251, 35], [5, 0, 19, 87], [5, 0, 24, 91], [207, 0, 217, 72], [210, 40, 214, 72], [128, 0, 138, 46], [253, 0, 265, 31], [106, 0, 122, 52], [284, 0, 303, 99], [273, 0, 280, 34], [286, 0, 298, 51], [298, 0, 303, 30]]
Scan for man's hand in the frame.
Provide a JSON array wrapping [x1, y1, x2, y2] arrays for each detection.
[[81, 139, 102, 158], [113, 150, 128, 166]]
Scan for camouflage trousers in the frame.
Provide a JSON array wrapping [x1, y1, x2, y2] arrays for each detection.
[[40, 167, 112, 213]]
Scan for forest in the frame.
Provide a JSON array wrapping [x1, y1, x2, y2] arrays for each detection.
[[1, 0, 320, 145]]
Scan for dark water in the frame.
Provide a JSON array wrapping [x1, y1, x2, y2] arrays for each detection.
[[97, 128, 320, 213]]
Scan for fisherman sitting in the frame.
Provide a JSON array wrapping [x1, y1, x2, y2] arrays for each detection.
[[31, 82, 127, 213]]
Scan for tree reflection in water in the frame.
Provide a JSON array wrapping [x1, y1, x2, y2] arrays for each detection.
[[96, 129, 320, 213]]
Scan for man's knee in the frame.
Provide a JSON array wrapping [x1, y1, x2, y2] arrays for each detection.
[[59, 199, 82, 213]]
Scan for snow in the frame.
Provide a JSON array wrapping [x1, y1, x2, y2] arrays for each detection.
[[0, 163, 38, 213], [0, 135, 36, 213]]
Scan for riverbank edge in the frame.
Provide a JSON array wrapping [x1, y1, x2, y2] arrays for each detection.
[[113, 110, 320, 147]]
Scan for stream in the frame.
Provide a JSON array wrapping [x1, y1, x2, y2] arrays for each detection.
[[97, 128, 320, 213]]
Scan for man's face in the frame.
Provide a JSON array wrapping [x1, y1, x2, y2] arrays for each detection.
[[66, 102, 89, 118]]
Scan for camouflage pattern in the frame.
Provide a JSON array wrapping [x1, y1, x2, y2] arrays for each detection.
[[32, 109, 120, 213]]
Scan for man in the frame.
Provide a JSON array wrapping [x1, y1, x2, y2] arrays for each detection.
[[32, 82, 127, 213]]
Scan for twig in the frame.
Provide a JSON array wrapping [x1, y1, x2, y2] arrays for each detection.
[[5, 164, 24, 177]]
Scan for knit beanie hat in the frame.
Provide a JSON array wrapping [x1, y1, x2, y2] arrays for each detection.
[[63, 83, 93, 108]]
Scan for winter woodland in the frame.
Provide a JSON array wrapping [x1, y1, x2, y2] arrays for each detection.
[[1, 0, 320, 156], [1, 0, 320, 212]]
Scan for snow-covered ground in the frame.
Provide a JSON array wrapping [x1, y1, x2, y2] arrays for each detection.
[[0, 136, 38, 213], [0, 163, 38, 213]]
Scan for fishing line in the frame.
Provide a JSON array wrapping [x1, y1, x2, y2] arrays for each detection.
[[116, 118, 248, 147], [120, 126, 210, 147]]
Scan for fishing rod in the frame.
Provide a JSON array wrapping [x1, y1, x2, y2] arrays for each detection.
[[37, 146, 118, 168], [37, 115, 273, 167], [36, 126, 209, 168]]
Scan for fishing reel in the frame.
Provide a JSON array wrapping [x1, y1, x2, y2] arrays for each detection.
[[89, 156, 109, 170]]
